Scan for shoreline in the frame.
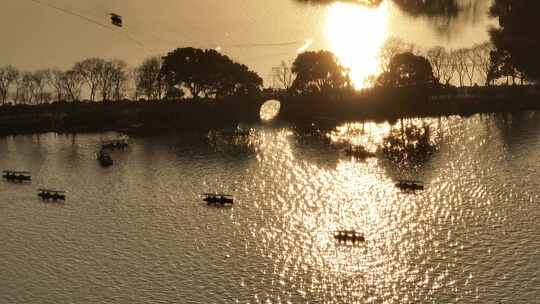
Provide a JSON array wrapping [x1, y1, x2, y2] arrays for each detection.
[[1, 89, 539, 136], [0, 98, 262, 137]]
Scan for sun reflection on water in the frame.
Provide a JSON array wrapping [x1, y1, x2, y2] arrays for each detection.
[[329, 121, 393, 153], [325, 1, 390, 89], [3, 114, 537, 303], [239, 118, 481, 302], [248, 126, 446, 301]]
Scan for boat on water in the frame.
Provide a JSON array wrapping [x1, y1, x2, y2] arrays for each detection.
[[101, 139, 129, 150], [395, 179, 424, 191], [2, 170, 31, 182], [334, 230, 365, 243], [202, 193, 234, 205], [97, 149, 113, 167], [37, 189, 66, 201]]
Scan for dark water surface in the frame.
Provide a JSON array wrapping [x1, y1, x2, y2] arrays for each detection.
[[1, 112, 539, 303]]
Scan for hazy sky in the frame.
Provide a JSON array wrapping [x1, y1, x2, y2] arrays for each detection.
[[0, 0, 494, 85]]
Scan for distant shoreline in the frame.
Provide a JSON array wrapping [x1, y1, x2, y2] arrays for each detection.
[[1, 87, 539, 136], [0, 98, 262, 137], [279, 86, 540, 125]]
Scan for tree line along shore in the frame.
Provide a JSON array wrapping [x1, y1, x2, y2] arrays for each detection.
[[1, 85, 538, 137], [1, 0, 539, 135]]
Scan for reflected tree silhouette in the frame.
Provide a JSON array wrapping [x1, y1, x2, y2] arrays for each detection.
[[289, 133, 344, 169], [331, 120, 439, 165], [371, 121, 439, 189], [206, 128, 259, 156], [298, 119, 442, 170], [491, 112, 540, 154], [379, 123, 438, 166]]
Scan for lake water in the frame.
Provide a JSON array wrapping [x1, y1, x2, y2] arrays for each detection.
[[1, 112, 539, 303]]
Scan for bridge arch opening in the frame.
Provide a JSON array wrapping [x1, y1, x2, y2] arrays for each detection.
[[259, 99, 281, 122]]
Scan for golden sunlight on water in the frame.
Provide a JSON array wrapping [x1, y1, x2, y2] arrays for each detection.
[[330, 121, 393, 153], [3, 113, 540, 303], [325, 2, 390, 89], [250, 124, 453, 302]]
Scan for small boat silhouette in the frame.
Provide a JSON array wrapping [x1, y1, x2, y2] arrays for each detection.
[[202, 193, 234, 205], [334, 230, 365, 243], [37, 189, 66, 201], [2, 170, 31, 182], [395, 179, 424, 191]]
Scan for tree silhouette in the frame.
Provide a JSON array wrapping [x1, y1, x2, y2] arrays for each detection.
[[463, 48, 478, 86], [0, 66, 19, 105], [13, 70, 52, 105], [135, 56, 167, 100], [272, 61, 295, 91], [165, 86, 184, 100], [291, 50, 351, 94], [473, 42, 494, 86], [426, 46, 446, 84], [110, 60, 130, 101], [50, 69, 67, 101], [13, 73, 25, 104], [18, 72, 37, 105], [98, 61, 115, 101], [63, 70, 84, 101], [376, 52, 436, 88], [452, 49, 469, 87], [161, 47, 263, 99], [74, 58, 104, 102], [488, 47, 524, 85], [72, 58, 130, 102], [380, 38, 416, 73], [489, 0, 540, 82]]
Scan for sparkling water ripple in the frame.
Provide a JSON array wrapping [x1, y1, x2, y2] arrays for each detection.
[[1, 112, 539, 303]]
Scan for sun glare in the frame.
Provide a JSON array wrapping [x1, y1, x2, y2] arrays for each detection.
[[297, 39, 313, 53], [325, 1, 390, 89]]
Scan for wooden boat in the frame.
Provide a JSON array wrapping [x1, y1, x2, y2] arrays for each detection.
[[2, 170, 31, 182], [37, 189, 66, 201], [202, 193, 234, 205], [101, 139, 128, 150], [97, 149, 113, 167], [334, 230, 365, 243], [395, 179, 424, 191]]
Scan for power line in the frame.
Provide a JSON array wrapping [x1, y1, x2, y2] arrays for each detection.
[[17, 0, 310, 56], [23, 0, 146, 48], [230, 41, 305, 48]]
